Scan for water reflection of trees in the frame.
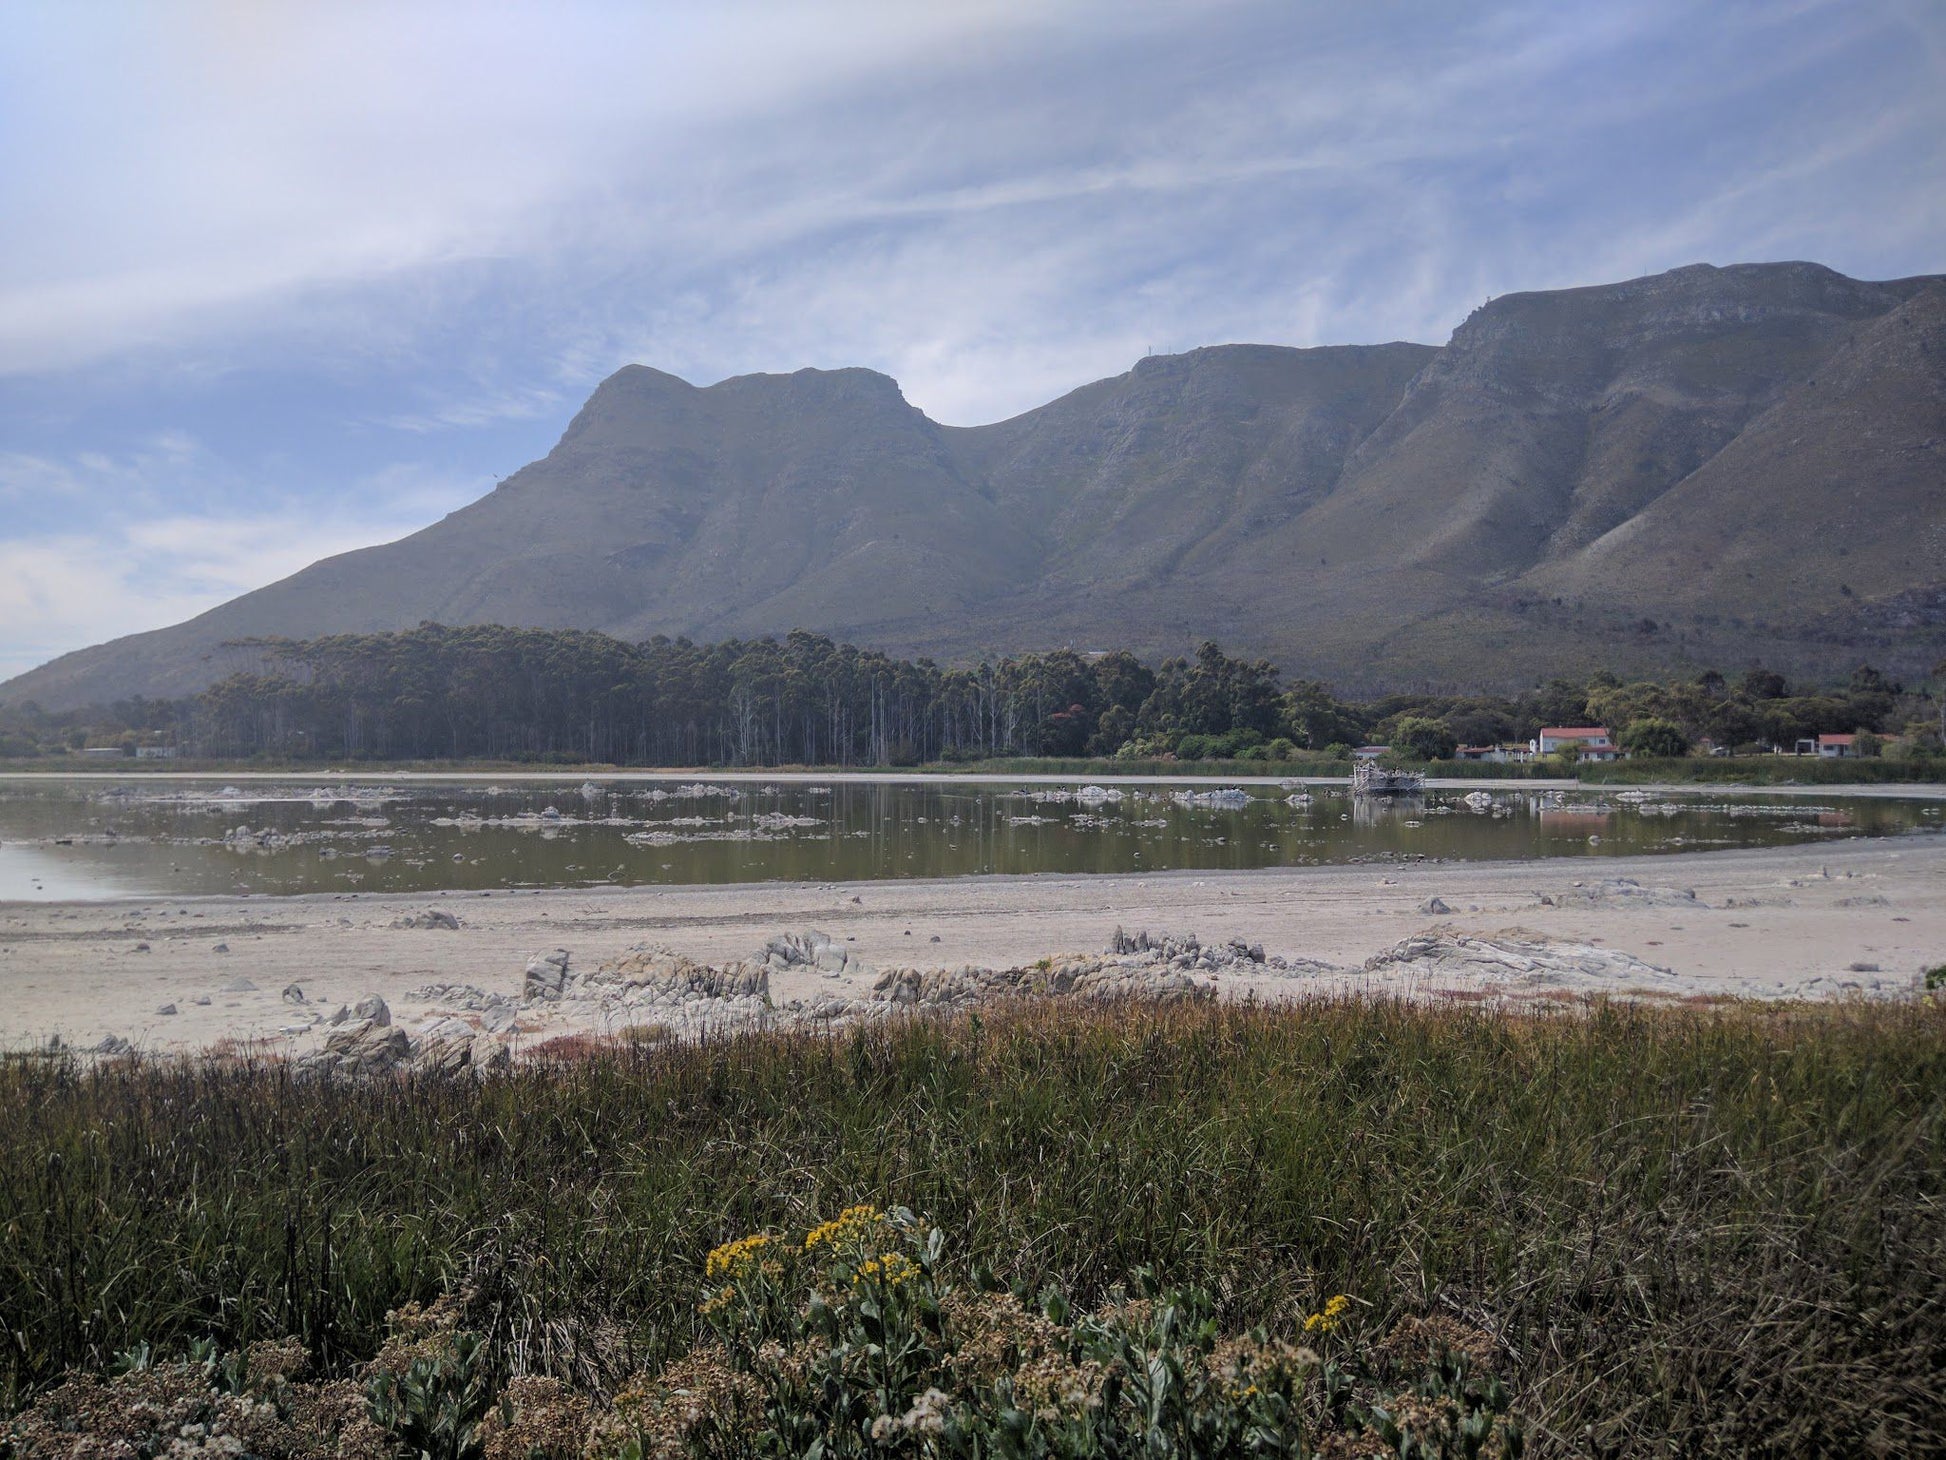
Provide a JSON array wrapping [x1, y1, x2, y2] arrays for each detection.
[[1350, 793, 1425, 828]]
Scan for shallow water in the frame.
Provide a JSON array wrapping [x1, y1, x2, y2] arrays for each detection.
[[0, 776, 1937, 902]]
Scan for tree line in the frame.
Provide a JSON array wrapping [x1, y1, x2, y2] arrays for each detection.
[[1, 624, 1938, 765]]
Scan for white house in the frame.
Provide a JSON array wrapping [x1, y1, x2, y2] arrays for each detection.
[[1533, 727, 1617, 761], [1816, 733, 1857, 759]]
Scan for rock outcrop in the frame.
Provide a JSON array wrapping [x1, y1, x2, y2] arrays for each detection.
[[524, 950, 572, 1001], [1364, 932, 1678, 992], [760, 930, 858, 978], [1535, 879, 1703, 910], [302, 1019, 411, 1077]]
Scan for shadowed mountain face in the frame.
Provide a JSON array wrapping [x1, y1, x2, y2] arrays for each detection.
[[7, 261, 1943, 709]]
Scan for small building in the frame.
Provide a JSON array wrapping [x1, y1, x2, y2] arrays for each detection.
[[1533, 727, 1617, 761], [135, 745, 179, 759], [1455, 743, 1533, 763], [1351, 745, 1391, 762], [1816, 733, 1857, 759]]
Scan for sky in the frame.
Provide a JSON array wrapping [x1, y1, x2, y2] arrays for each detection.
[[1, 0, 1941, 681]]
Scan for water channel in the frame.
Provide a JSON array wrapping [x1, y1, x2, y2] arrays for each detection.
[[0, 776, 1937, 902]]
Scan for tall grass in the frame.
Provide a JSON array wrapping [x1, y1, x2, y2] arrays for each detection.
[[1579, 754, 1946, 784], [2, 998, 1941, 1453]]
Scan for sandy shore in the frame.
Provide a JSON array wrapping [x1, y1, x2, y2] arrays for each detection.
[[1, 833, 1940, 1055]]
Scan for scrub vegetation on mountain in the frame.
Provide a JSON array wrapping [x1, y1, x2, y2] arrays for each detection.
[[1, 997, 1941, 1454]]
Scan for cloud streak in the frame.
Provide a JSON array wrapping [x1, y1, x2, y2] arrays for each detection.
[[0, 0, 1940, 677]]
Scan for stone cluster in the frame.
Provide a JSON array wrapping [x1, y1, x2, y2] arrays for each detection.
[[1364, 932, 1677, 990], [760, 930, 857, 977], [1534, 878, 1702, 910]]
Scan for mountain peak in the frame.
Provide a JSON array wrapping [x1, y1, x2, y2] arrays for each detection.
[[711, 365, 913, 411], [5, 258, 1942, 711]]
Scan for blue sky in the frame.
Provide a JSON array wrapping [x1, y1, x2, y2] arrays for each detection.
[[1, 0, 1941, 680]]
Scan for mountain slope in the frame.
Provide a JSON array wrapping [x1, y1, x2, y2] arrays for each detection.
[[6, 260, 1942, 710]]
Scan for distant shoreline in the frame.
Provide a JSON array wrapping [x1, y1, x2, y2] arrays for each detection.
[[4, 763, 1945, 800]]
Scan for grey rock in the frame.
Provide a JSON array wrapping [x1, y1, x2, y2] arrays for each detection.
[[94, 1034, 130, 1055], [212, 943, 230, 953], [220, 976, 256, 993], [1364, 932, 1676, 990], [762, 930, 840, 972], [391, 908, 462, 930], [481, 1003, 518, 1034], [353, 994, 391, 1027], [414, 1036, 474, 1075], [155, 1003, 178, 1016], [1419, 897, 1454, 916], [304, 1019, 409, 1076], [193, 995, 212, 1006], [1535, 879, 1700, 910], [1106, 928, 1279, 973], [591, 945, 769, 1004], [326, 1004, 351, 1026], [282, 983, 306, 1004], [524, 948, 572, 1000]]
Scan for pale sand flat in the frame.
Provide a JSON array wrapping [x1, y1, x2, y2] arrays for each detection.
[[1, 832, 1941, 1055]]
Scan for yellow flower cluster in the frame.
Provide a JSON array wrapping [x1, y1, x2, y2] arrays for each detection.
[[697, 1285, 737, 1316], [853, 1252, 920, 1288], [802, 1204, 885, 1253], [705, 1232, 776, 1279], [1303, 1294, 1351, 1335]]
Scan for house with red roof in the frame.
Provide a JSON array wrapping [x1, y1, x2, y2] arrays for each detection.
[[1532, 726, 1617, 761]]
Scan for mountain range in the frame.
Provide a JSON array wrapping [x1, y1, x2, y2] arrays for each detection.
[[6, 259, 1943, 711]]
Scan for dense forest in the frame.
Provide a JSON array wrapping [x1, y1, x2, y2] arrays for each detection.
[[1, 624, 1939, 765]]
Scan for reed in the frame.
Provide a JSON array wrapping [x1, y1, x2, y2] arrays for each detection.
[[1, 996, 1940, 1453]]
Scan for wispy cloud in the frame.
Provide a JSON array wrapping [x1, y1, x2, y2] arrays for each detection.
[[0, 514, 422, 681], [0, 0, 1939, 674], [0, 446, 477, 677]]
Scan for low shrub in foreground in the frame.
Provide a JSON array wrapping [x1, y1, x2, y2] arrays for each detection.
[[1, 998, 1941, 1454], [5, 1205, 1517, 1457]]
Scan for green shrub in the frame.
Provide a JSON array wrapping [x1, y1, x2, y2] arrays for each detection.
[[7, 1210, 1518, 1457], [600, 1204, 1520, 1458], [1, 1000, 1939, 1453]]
